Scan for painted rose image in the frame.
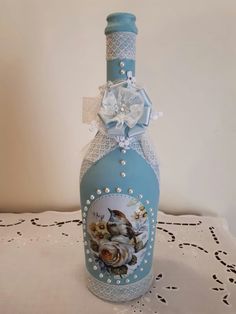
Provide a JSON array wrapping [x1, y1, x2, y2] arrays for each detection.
[[99, 241, 135, 267]]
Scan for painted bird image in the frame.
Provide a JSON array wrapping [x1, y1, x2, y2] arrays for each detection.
[[107, 208, 140, 251]]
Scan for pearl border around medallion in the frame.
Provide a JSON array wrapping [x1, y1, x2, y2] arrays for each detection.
[[83, 186, 156, 285]]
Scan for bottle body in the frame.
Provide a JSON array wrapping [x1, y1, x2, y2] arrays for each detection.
[[80, 132, 159, 302]]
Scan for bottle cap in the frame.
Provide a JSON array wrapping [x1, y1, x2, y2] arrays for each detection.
[[105, 12, 138, 35]]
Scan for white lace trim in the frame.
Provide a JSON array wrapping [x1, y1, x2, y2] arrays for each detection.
[[80, 132, 160, 183], [130, 132, 160, 181], [87, 270, 154, 302], [106, 32, 136, 60]]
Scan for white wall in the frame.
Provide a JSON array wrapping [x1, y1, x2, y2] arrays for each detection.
[[0, 1, 235, 233]]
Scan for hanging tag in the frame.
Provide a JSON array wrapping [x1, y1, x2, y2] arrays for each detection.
[[82, 97, 101, 124]]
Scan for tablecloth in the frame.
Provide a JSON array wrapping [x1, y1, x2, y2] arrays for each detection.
[[0, 210, 235, 314]]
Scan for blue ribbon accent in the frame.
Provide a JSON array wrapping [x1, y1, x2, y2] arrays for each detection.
[[98, 87, 152, 138]]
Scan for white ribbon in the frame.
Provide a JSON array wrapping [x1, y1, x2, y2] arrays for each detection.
[[99, 86, 144, 130]]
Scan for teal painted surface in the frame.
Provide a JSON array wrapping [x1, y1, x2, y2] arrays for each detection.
[[80, 147, 159, 286], [107, 59, 135, 82], [105, 12, 138, 35]]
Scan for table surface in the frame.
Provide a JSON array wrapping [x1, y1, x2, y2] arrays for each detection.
[[0, 210, 235, 314]]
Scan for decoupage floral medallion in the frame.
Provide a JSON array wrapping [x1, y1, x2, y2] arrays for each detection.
[[86, 194, 149, 280]]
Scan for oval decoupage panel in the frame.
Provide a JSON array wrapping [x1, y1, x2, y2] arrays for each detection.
[[86, 194, 149, 279]]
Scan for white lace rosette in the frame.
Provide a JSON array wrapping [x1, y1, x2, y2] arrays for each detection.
[[81, 72, 161, 182]]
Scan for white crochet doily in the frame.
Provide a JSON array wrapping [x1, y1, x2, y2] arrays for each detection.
[[0, 210, 235, 314]]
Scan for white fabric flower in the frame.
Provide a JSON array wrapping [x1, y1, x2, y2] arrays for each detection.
[[99, 86, 144, 130]]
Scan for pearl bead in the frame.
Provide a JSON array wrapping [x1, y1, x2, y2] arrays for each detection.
[[93, 265, 97, 270], [120, 69, 125, 75], [116, 187, 122, 193], [96, 189, 102, 195], [125, 278, 130, 283], [139, 194, 143, 199], [90, 195, 95, 200], [86, 200, 90, 205], [107, 279, 111, 283], [144, 260, 148, 263], [99, 273, 103, 278], [120, 160, 126, 166], [128, 188, 133, 194], [83, 212, 86, 217], [116, 280, 121, 284], [120, 172, 126, 178], [121, 149, 126, 154], [146, 200, 150, 204], [134, 274, 138, 279], [120, 61, 125, 68], [120, 106, 125, 112], [104, 187, 110, 193], [88, 258, 92, 262], [84, 206, 88, 211]]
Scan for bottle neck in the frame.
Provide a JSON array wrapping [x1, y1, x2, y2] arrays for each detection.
[[106, 59, 135, 82]]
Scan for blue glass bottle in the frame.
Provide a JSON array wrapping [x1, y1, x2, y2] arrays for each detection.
[[80, 12, 160, 302]]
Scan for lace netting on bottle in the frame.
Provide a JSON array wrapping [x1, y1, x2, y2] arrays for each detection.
[[87, 270, 153, 302], [106, 32, 136, 60], [80, 131, 160, 183]]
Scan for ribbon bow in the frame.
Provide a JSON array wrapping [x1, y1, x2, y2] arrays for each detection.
[[98, 85, 152, 138]]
